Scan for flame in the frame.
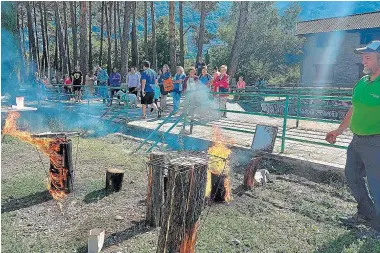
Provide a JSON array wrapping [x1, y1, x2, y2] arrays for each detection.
[[3, 112, 67, 202], [179, 221, 199, 253], [206, 126, 232, 202]]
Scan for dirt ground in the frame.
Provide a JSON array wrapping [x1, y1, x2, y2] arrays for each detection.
[[1, 135, 380, 253]]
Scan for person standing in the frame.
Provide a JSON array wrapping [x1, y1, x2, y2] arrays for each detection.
[[63, 74, 72, 100], [236, 76, 246, 99], [172, 66, 186, 114], [199, 66, 212, 87], [159, 64, 171, 112], [140, 61, 160, 119], [127, 67, 140, 97], [109, 67, 121, 105], [97, 67, 109, 103], [213, 65, 229, 118], [195, 58, 206, 76], [71, 65, 83, 103], [85, 70, 97, 97], [326, 40, 380, 234]]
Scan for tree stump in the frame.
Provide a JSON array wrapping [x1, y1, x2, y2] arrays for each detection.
[[105, 168, 124, 192], [146, 152, 167, 227], [243, 157, 262, 190], [157, 157, 208, 253]]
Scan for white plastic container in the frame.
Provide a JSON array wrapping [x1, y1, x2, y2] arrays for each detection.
[[16, 96, 24, 108], [88, 228, 105, 253]]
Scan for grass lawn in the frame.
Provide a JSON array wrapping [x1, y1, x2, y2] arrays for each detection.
[[1, 135, 379, 253]]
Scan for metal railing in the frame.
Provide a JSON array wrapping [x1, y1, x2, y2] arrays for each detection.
[[29, 85, 352, 154]]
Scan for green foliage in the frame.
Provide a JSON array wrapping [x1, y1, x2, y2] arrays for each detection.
[[208, 2, 304, 84], [268, 65, 301, 86], [1, 2, 17, 33]]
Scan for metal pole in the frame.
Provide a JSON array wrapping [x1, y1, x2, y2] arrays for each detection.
[[281, 95, 289, 153], [296, 90, 301, 128]]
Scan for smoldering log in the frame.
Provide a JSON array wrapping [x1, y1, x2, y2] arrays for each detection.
[[210, 172, 229, 202], [157, 157, 208, 253], [105, 168, 124, 192], [146, 152, 167, 227], [243, 157, 262, 190]]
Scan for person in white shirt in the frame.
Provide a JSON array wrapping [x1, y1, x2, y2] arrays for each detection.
[[126, 67, 140, 97]]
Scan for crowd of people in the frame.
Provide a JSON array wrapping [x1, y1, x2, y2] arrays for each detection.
[[32, 60, 248, 119]]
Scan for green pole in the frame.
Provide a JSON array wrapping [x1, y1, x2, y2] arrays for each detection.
[[296, 90, 301, 128], [281, 95, 289, 153]]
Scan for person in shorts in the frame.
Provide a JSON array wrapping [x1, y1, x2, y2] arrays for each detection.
[[140, 61, 160, 119], [71, 66, 83, 102]]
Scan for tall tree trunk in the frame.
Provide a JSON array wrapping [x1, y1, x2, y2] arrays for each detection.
[[117, 2, 122, 68], [121, 2, 132, 82], [62, 2, 71, 74], [196, 2, 206, 63], [131, 2, 138, 67], [70, 1, 78, 67], [26, 2, 37, 69], [54, 2, 68, 75], [16, 2, 24, 83], [88, 1, 93, 71], [169, 1, 176, 73], [43, 2, 50, 77], [151, 1, 157, 70], [113, 1, 118, 68], [17, 3, 24, 61], [54, 27, 58, 71], [39, 2, 48, 76], [99, 1, 104, 66], [79, 2, 88, 77], [106, 2, 112, 74], [33, 2, 40, 73], [179, 2, 184, 67], [228, 1, 249, 78], [20, 6, 27, 60], [144, 1, 148, 61]]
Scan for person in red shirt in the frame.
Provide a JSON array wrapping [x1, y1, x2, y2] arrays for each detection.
[[63, 74, 72, 100], [213, 65, 229, 118]]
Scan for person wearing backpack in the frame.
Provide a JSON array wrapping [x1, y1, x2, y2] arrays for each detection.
[[158, 64, 172, 112], [199, 66, 212, 87]]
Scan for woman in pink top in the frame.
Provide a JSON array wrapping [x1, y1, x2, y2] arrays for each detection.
[[63, 74, 72, 100], [236, 76, 246, 90], [213, 65, 229, 118], [236, 76, 246, 100]]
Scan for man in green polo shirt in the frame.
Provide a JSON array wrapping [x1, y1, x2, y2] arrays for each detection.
[[326, 40, 380, 233]]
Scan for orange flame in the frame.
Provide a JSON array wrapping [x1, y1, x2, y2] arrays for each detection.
[[3, 112, 67, 202], [206, 126, 232, 202], [179, 221, 199, 253]]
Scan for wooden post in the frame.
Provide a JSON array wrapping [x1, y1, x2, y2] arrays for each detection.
[[146, 152, 167, 227], [105, 168, 124, 192], [243, 157, 262, 190], [157, 157, 208, 253]]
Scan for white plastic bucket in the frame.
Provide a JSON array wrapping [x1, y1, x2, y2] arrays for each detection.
[[16, 96, 24, 108], [88, 228, 105, 253]]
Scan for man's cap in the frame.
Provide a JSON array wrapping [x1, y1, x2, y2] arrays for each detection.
[[354, 40, 380, 54]]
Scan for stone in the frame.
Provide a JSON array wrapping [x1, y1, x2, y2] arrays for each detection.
[[115, 215, 124, 221]]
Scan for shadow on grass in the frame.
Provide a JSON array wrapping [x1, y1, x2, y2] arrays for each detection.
[[77, 220, 151, 253], [1, 190, 52, 213], [83, 189, 111, 204], [314, 230, 380, 253]]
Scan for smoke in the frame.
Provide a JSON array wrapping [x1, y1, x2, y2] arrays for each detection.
[[1, 27, 122, 137], [182, 81, 220, 124]]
